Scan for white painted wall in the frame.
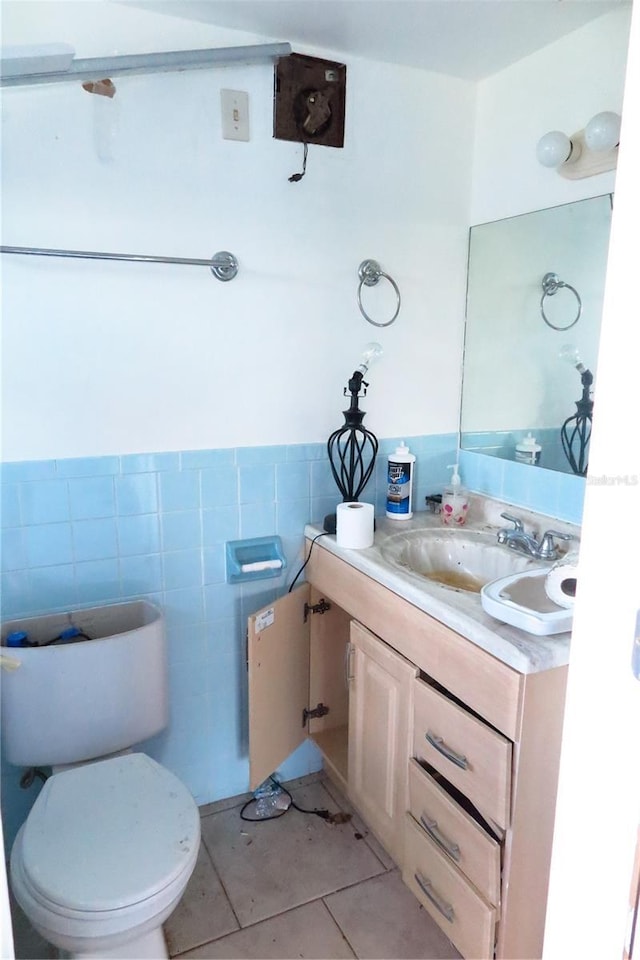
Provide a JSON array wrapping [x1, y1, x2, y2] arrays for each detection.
[[2, 6, 632, 465], [0, 1, 473, 461], [471, 6, 632, 225]]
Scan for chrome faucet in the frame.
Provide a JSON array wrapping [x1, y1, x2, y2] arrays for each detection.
[[497, 513, 574, 561]]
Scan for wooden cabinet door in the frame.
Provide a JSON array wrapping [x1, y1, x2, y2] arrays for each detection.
[[247, 584, 310, 791], [348, 620, 418, 865]]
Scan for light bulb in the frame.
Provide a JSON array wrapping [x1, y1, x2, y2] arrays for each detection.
[[358, 341, 383, 374], [536, 130, 572, 168], [584, 111, 621, 152], [559, 344, 586, 373]]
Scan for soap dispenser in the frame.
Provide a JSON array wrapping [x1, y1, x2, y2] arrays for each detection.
[[442, 463, 469, 526]]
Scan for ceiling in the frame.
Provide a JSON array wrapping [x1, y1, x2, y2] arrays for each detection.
[[125, 0, 629, 80]]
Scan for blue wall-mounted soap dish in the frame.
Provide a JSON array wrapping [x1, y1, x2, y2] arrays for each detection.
[[225, 536, 287, 584]]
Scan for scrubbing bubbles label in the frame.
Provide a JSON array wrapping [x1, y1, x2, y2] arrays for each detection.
[[386, 461, 412, 514]]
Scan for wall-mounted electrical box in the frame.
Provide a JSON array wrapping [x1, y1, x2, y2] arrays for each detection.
[[274, 53, 346, 148]]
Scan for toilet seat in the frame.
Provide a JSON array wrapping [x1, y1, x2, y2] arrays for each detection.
[[14, 753, 200, 917]]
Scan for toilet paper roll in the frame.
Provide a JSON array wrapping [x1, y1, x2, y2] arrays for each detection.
[[336, 502, 375, 549], [544, 557, 579, 609]]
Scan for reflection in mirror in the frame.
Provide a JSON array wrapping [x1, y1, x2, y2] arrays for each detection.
[[460, 195, 612, 475]]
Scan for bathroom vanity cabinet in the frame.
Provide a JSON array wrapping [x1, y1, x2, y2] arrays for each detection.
[[248, 538, 568, 960]]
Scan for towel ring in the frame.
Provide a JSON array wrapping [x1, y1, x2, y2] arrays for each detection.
[[540, 272, 582, 330], [357, 259, 401, 327]]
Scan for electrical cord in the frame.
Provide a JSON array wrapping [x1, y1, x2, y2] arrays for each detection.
[[240, 776, 331, 822], [20, 767, 49, 789], [288, 531, 329, 593], [288, 141, 308, 182]]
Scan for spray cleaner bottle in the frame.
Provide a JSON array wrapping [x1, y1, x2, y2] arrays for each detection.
[[386, 442, 415, 519]]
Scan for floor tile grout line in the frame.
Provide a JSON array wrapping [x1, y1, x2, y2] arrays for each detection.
[[195, 774, 392, 928], [166, 840, 241, 959], [319, 865, 403, 903], [319, 894, 359, 959], [320, 777, 395, 874], [170, 837, 394, 955], [203, 833, 243, 931], [171, 889, 364, 960], [198, 832, 243, 931], [195, 862, 397, 940], [347, 820, 395, 873], [194, 873, 386, 937], [170, 771, 392, 958]]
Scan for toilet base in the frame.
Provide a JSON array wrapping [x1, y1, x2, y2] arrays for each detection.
[[69, 924, 167, 959]]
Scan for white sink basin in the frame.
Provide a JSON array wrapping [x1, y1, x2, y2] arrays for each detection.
[[380, 529, 537, 592]]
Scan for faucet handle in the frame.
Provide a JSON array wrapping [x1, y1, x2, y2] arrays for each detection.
[[538, 529, 574, 560], [499, 513, 524, 531]]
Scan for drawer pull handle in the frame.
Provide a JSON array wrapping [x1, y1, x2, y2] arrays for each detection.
[[420, 814, 461, 862], [414, 871, 455, 923], [426, 731, 469, 770]]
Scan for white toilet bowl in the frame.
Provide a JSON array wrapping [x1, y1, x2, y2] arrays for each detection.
[[10, 753, 200, 959]]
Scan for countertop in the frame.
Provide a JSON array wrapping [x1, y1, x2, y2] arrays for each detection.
[[305, 498, 578, 675]]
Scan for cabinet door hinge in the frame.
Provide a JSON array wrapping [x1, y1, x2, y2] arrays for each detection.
[[302, 702, 330, 726], [303, 598, 331, 622]]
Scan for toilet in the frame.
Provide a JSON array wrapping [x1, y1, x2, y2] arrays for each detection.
[[1, 600, 200, 959]]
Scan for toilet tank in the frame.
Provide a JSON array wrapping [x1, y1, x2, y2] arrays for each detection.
[[1, 600, 168, 767]]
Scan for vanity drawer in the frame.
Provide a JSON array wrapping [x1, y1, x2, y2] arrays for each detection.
[[408, 758, 501, 905], [413, 678, 512, 829], [403, 813, 496, 960]]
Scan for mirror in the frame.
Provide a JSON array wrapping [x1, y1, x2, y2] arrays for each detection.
[[460, 195, 613, 475]]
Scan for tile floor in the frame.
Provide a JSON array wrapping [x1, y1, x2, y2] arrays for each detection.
[[10, 772, 461, 960]]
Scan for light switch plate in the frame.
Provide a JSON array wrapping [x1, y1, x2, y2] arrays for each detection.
[[221, 89, 249, 141]]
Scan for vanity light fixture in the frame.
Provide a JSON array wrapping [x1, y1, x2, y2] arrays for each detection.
[[324, 342, 382, 534], [536, 111, 621, 180]]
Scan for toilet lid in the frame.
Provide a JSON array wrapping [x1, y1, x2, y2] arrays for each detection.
[[20, 753, 200, 913]]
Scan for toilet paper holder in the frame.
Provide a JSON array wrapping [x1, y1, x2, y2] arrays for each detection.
[[226, 536, 286, 584]]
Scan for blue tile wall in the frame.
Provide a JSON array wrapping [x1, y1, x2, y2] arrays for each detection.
[[458, 450, 585, 524], [461, 428, 579, 476], [0, 435, 456, 851], [1, 433, 583, 848]]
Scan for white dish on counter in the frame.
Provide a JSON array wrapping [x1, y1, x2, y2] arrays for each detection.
[[481, 568, 573, 636]]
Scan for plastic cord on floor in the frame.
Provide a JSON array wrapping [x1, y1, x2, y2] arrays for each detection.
[[240, 777, 331, 823]]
